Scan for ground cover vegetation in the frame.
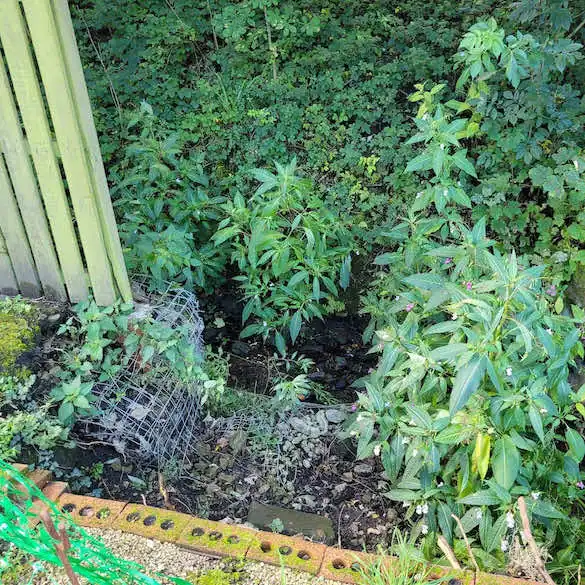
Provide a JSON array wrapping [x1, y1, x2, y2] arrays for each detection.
[[2, 0, 585, 582]]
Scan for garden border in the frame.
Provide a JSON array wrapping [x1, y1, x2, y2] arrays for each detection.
[[19, 465, 541, 585]]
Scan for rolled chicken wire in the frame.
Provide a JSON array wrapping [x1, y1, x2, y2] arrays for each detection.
[[86, 280, 205, 467]]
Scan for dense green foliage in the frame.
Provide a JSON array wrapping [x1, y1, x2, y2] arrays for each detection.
[[0, 298, 67, 460], [69, 0, 585, 580]]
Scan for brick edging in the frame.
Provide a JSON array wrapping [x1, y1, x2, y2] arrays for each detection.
[[16, 465, 541, 585]]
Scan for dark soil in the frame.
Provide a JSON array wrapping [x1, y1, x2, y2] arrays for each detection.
[[20, 294, 395, 552], [200, 289, 377, 402]]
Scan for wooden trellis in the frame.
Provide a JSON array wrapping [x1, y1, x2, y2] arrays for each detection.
[[0, 0, 131, 305]]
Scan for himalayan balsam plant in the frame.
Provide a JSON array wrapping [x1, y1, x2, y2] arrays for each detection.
[[351, 46, 585, 571]]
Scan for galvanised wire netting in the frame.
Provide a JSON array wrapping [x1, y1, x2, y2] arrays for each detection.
[[87, 280, 205, 467]]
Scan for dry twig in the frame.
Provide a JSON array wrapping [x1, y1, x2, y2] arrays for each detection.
[[452, 513, 480, 573], [39, 509, 80, 585], [437, 534, 461, 570], [517, 497, 556, 585]]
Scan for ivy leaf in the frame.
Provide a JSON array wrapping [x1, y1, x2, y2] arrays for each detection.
[[492, 435, 520, 490], [449, 355, 485, 415]]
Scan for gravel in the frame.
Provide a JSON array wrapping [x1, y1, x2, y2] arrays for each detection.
[[32, 528, 338, 585]]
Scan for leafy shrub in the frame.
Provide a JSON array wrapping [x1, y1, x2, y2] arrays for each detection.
[[354, 34, 585, 574], [112, 104, 228, 291], [54, 297, 227, 419], [213, 158, 353, 350], [0, 299, 66, 459], [451, 18, 585, 285]]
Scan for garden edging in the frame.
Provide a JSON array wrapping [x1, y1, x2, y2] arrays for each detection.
[[17, 465, 541, 585]]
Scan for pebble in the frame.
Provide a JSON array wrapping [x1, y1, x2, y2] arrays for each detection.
[[324, 409, 346, 424], [354, 463, 374, 475]]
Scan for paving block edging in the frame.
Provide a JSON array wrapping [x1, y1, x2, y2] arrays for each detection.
[[17, 465, 541, 585]]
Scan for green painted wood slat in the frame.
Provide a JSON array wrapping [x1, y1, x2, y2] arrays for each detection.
[[0, 0, 89, 302], [0, 52, 65, 299], [0, 233, 19, 295], [22, 0, 116, 306], [0, 154, 40, 297], [52, 0, 132, 303]]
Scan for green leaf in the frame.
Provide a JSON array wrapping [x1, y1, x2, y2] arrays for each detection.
[[424, 321, 461, 335], [58, 401, 75, 424], [531, 500, 566, 520], [451, 149, 477, 177], [529, 405, 545, 443], [402, 273, 444, 291], [385, 489, 419, 502], [429, 343, 468, 362], [485, 513, 508, 554], [289, 271, 309, 288], [406, 151, 433, 174], [435, 424, 474, 444], [458, 490, 500, 506], [312, 276, 321, 301], [472, 433, 491, 480], [289, 311, 302, 344], [433, 146, 447, 175], [74, 395, 90, 409], [449, 356, 485, 415], [437, 502, 454, 544], [492, 435, 520, 490], [141, 345, 155, 363], [566, 427, 585, 463], [404, 403, 433, 430], [340, 255, 352, 290], [275, 332, 286, 357]]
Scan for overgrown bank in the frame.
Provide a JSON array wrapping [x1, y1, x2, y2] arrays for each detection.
[[3, 0, 585, 583]]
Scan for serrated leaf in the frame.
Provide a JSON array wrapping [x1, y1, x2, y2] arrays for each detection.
[[492, 435, 520, 490], [566, 427, 585, 463], [449, 355, 485, 415], [458, 490, 501, 506], [403, 273, 444, 290], [289, 311, 302, 344]]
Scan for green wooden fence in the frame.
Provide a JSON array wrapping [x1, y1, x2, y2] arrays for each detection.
[[0, 0, 131, 306]]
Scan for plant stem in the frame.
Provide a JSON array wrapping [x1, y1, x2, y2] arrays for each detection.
[[517, 497, 556, 585], [206, 0, 219, 50], [264, 7, 277, 81], [39, 510, 80, 585], [452, 513, 479, 573], [437, 535, 462, 570]]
